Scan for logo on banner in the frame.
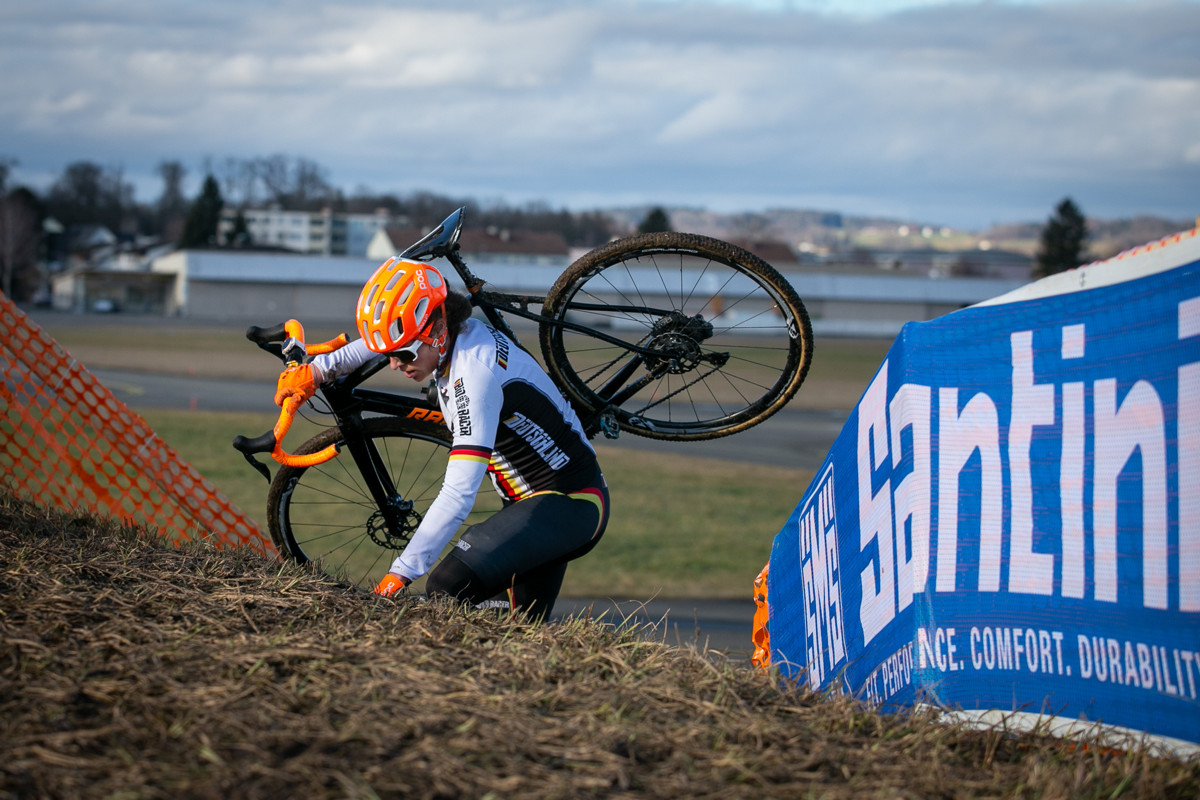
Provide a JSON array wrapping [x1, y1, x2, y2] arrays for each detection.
[[798, 463, 848, 689]]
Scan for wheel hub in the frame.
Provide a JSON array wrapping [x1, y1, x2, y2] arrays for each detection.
[[366, 498, 421, 550], [645, 332, 703, 374], [645, 312, 714, 374]]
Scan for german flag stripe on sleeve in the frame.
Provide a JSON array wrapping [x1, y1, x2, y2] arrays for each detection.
[[449, 445, 492, 464]]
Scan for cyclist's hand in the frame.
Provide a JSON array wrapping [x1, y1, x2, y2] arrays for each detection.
[[374, 572, 411, 597], [274, 364, 318, 407]]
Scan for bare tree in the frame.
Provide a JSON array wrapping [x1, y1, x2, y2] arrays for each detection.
[[156, 161, 188, 217], [1, 187, 43, 299], [0, 157, 13, 195], [293, 156, 337, 208], [254, 155, 292, 205], [206, 156, 259, 207], [156, 161, 188, 241], [45, 161, 134, 232]]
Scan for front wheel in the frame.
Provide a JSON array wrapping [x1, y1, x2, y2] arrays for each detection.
[[267, 416, 502, 588], [539, 232, 813, 441]]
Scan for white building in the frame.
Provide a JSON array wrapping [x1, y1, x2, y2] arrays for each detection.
[[218, 207, 394, 257]]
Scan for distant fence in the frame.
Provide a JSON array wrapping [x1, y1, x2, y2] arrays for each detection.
[[756, 227, 1200, 752], [0, 292, 271, 554]]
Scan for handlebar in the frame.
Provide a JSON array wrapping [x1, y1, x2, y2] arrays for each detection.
[[245, 320, 350, 362], [233, 319, 351, 477]]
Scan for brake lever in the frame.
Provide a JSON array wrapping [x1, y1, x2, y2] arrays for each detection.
[[281, 336, 307, 366], [240, 451, 272, 482]]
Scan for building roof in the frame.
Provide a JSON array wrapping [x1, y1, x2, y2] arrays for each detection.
[[159, 249, 1026, 304], [158, 249, 568, 292], [168, 250, 381, 285]]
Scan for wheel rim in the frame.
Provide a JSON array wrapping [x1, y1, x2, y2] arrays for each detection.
[[548, 245, 806, 438]]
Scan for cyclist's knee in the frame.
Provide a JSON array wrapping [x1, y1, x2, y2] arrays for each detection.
[[426, 554, 486, 602]]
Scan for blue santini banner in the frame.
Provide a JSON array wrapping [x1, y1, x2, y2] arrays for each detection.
[[765, 234, 1200, 748]]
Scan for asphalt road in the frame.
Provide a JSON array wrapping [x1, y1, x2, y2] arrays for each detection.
[[91, 366, 847, 659]]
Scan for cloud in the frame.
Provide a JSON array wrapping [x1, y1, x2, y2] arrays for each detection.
[[1, 0, 1197, 228]]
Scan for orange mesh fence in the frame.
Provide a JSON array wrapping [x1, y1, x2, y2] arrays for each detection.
[[0, 292, 273, 555], [751, 562, 771, 670]]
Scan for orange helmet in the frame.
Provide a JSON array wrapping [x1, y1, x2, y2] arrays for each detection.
[[356, 257, 448, 353]]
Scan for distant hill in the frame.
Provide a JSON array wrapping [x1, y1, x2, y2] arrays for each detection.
[[607, 206, 1195, 263], [977, 215, 1196, 260]]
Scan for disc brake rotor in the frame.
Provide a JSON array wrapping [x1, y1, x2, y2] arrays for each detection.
[[366, 499, 421, 550]]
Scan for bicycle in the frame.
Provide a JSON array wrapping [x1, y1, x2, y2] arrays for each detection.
[[233, 207, 813, 588]]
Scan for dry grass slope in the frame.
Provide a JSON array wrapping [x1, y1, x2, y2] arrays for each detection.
[[2, 491, 1198, 799]]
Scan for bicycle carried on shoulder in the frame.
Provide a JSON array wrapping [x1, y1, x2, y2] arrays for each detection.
[[234, 207, 813, 587]]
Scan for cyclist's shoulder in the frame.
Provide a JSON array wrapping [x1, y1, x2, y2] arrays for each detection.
[[454, 319, 517, 366], [456, 317, 491, 345], [444, 322, 503, 385]]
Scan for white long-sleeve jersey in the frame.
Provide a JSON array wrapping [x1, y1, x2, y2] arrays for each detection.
[[310, 319, 598, 580]]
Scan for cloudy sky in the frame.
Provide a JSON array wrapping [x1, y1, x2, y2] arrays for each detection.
[[2, 0, 1197, 229]]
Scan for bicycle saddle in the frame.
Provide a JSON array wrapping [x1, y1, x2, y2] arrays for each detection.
[[400, 207, 465, 260]]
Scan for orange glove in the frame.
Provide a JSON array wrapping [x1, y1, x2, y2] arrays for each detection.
[[374, 572, 411, 597], [274, 364, 318, 407]]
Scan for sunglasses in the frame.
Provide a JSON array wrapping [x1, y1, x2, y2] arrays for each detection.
[[390, 340, 425, 364]]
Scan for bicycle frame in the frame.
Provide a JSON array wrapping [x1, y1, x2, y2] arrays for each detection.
[[414, 209, 727, 419], [236, 206, 744, 470]]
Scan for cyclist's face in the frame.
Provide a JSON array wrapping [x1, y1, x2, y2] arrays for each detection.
[[389, 323, 443, 380]]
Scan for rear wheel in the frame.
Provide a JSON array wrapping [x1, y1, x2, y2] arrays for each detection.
[[539, 232, 812, 441], [267, 416, 502, 588]]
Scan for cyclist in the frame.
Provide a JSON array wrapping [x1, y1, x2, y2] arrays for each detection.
[[273, 257, 610, 620]]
